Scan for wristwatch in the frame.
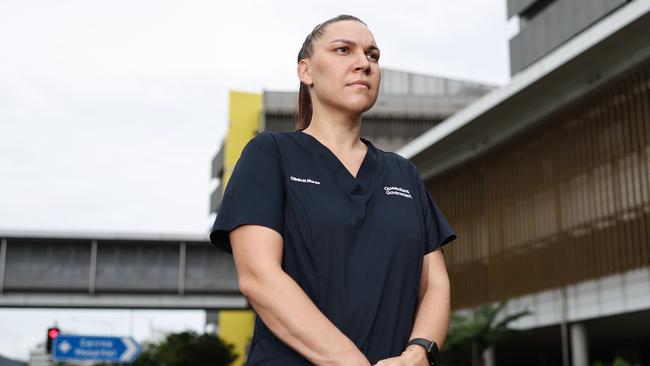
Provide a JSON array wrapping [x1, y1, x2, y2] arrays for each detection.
[[406, 338, 439, 366]]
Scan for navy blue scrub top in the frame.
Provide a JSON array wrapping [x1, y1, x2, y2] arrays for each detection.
[[210, 130, 457, 365]]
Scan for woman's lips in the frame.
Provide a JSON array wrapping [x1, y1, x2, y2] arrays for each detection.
[[348, 81, 370, 89]]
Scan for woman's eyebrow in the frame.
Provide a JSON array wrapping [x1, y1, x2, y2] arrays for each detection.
[[329, 39, 380, 52]]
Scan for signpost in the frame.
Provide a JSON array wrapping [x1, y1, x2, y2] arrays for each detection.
[[53, 335, 141, 363]]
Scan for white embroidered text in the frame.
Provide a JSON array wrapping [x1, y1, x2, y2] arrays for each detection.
[[384, 186, 412, 198], [290, 176, 321, 185]]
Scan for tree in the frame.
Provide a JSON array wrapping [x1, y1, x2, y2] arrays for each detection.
[[441, 298, 532, 366], [593, 356, 641, 366], [95, 330, 238, 366]]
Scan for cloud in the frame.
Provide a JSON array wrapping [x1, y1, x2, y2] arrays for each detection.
[[0, 0, 510, 359]]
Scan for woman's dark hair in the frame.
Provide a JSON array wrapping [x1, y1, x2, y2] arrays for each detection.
[[295, 14, 367, 130]]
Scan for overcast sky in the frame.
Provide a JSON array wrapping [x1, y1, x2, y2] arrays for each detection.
[[0, 0, 513, 361]]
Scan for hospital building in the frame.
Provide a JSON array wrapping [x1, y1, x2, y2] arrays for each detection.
[[209, 1, 650, 364]]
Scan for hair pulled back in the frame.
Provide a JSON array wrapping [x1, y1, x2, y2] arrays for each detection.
[[295, 14, 367, 130]]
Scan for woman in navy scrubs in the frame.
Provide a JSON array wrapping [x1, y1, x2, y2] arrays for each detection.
[[210, 14, 457, 366]]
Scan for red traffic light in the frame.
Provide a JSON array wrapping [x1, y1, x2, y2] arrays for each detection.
[[46, 327, 60, 353]]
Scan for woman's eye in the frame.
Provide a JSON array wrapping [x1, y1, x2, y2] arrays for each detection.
[[367, 53, 379, 62], [336, 47, 379, 62]]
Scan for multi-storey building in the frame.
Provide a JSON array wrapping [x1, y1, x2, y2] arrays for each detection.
[[398, 0, 650, 364]]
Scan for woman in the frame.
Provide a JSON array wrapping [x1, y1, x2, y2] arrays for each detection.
[[210, 14, 457, 366]]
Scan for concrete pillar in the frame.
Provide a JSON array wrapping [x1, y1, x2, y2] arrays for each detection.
[[483, 346, 495, 366], [205, 310, 219, 334], [570, 322, 589, 366]]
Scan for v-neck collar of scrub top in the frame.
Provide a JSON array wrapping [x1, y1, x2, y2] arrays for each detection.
[[294, 129, 382, 197]]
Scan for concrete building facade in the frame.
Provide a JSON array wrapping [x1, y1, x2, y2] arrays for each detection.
[[397, 0, 650, 364]]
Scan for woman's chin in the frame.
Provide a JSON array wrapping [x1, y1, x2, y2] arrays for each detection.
[[341, 98, 377, 114]]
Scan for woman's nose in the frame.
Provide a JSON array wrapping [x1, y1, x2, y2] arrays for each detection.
[[353, 51, 371, 71]]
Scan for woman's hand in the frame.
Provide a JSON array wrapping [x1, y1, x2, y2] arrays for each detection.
[[320, 345, 372, 366], [372, 345, 428, 366]]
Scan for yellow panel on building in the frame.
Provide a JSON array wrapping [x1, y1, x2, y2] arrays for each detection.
[[219, 310, 256, 365], [222, 90, 264, 185], [219, 90, 262, 366]]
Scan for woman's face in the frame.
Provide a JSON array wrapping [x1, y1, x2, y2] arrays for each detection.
[[299, 20, 381, 116]]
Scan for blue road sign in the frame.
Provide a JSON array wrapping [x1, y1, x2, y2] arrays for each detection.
[[53, 335, 142, 363]]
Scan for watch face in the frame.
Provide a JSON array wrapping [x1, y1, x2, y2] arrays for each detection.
[[428, 342, 440, 363]]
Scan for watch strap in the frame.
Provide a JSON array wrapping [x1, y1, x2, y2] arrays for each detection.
[[406, 338, 439, 365]]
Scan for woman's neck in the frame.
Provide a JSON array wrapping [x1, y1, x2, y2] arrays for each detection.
[[304, 109, 364, 153]]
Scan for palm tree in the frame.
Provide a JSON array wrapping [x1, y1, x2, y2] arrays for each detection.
[[441, 298, 532, 366]]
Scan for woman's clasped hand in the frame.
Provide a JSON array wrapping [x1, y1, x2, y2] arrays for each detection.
[[371, 346, 429, 366]]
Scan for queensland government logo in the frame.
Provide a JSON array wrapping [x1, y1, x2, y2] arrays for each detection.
[[384, 186, 412, 198]]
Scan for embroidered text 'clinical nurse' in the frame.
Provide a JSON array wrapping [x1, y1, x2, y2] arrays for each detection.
[[290, 176, 321, 185]]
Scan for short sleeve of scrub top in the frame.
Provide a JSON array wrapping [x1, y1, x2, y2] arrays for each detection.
[[412, 164, 457, 254], [210, 132, 285, 253], [209, 130, 457, 365]]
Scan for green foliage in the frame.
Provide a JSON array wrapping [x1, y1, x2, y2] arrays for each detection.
[[93, 331, 238, 366], [612, 357, 640, 366], [593, 356, 640, 366], [441, 298, 532, 366], [135, 332, 236, 366]]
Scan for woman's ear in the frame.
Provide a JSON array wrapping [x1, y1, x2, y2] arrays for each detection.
[[297, 59, 313, 86]]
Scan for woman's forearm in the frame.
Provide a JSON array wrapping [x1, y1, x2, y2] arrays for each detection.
[[240, 268, 369, 366], [407, 281, 451, 349]]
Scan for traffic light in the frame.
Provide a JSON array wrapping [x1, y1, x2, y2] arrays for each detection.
[[46, 327, 59, 354]]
